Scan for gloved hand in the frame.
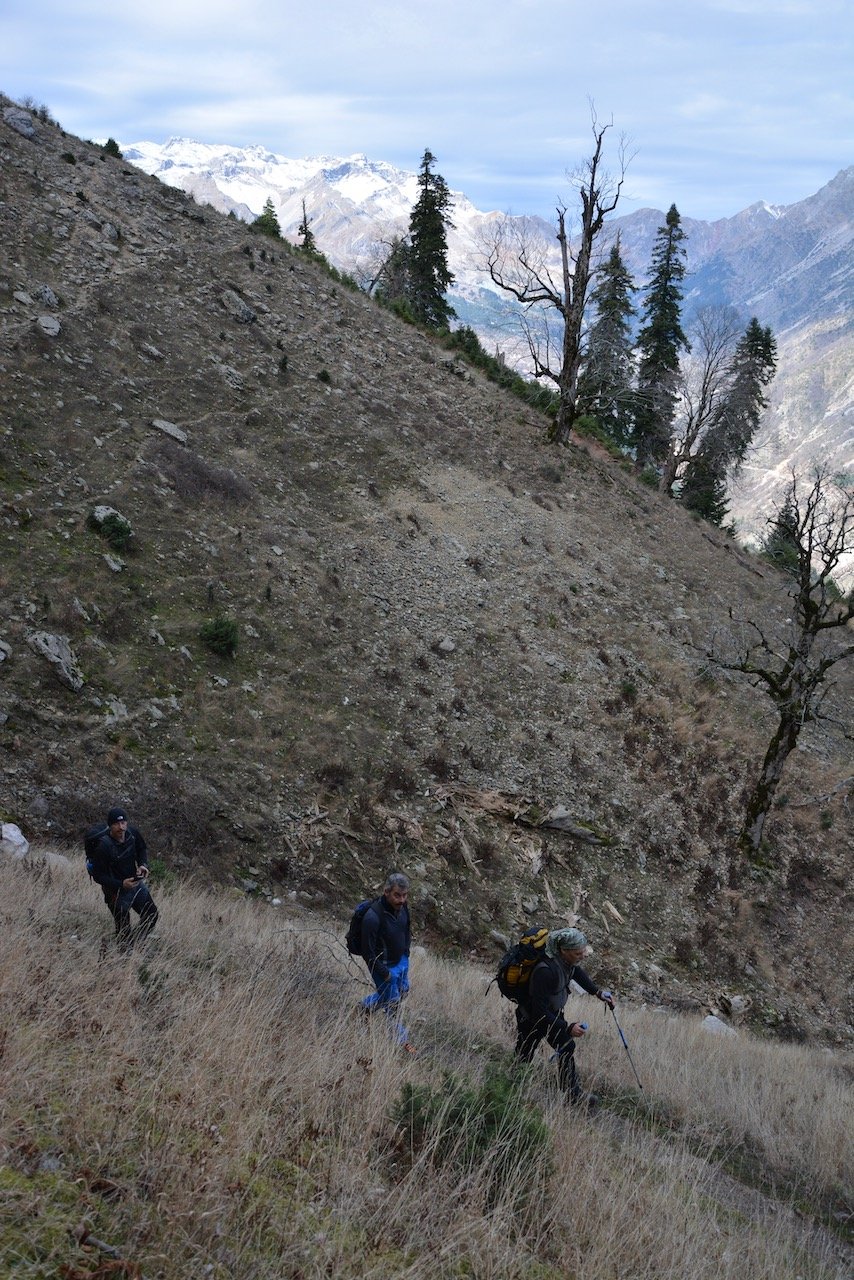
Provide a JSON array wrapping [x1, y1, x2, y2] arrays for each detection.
[[597, 989, 615, 1009]]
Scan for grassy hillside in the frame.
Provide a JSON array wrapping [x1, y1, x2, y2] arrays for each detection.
[[0, 96, 852, 1045], [1, 857, 851, 1278]]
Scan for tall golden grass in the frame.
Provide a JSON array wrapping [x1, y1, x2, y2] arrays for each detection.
[[1, 857, 850, 1279]]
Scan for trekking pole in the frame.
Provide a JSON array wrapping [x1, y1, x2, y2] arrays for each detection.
[[609, 1007, 644, 1092]]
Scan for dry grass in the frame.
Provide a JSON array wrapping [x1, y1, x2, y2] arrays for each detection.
[[0, 856, 850, 1279]]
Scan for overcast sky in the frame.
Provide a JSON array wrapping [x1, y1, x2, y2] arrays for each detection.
[[3, 0, 852, 221]]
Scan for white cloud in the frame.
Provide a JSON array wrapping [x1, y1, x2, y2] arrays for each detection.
[[1, 0, 851, 221]]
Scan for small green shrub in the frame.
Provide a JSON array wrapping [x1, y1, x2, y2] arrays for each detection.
[[61, 151, 76, 165], [395, 1067, 551, 1202], [88, 509, 133, 552], [639, 466, 660, 489], [200, 616, 239, 659], [317, 369, 331, 384], [102, 137, 123, 158]]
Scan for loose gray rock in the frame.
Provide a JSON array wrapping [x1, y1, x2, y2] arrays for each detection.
[[217, 363, 245, 391], [36, 314, 61, 337], [3, 107, 38, 139], [27, 631, 85, 691], [702, 1014, 737, 1036], [220, 289, 256, 325], [91, 504, 129, 530], [151, 418, 187, 443], [35, 284, 59, 307], [437, 637, 456, 654], [0, 638, 11, 663], [1, 823, 30, 859]]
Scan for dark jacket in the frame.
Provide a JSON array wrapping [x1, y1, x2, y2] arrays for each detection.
[[525, 956, 599, 1029], [361, 897, 410, 984], [89, 825, 149, 894]]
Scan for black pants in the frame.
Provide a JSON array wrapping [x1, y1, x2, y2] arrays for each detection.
[[515, 1007, 580, 1100], [107, 883, 158, 948]]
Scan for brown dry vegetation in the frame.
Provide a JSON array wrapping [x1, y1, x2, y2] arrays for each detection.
[[1, 857, 852, 1279], [0, 97, 852, 1049]]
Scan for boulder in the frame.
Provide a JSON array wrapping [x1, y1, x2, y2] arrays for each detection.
[[27, 631, 85, 691], [701, 1014, 737, 1037], [36, 315, 61, 337], [1, 823, 29, 859], [220, 289, 256, 325], [151, 417, 187, 444], [3, 107, 38, 139]]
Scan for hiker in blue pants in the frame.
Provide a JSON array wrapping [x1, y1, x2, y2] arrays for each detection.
[[361, 873, 412, 1048]]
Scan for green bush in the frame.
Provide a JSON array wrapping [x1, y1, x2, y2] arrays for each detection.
[[394, 1066, 551, 1203], [88, 509, 133, 552], [200, 616, 239, 659], [102, 137, 123, 159]]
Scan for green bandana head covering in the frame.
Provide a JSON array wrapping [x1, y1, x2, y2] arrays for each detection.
[[545, 927, 588, 958]]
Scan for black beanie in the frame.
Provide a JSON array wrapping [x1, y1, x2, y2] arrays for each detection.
[[107, 807, 127, 825]]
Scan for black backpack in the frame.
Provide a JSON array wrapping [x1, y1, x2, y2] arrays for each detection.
[[494, 927, 550, 1002], [345, 897, 382, 957], [83, 822, 108, 878]]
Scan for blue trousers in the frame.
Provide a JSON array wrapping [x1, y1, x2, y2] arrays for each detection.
[[362, 956, 410, 1043]]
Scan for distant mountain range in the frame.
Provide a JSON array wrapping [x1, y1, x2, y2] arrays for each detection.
[[124, 139, 854, 557]]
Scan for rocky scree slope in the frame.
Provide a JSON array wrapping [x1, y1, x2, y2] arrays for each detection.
[[0, 99, 851, 1043]]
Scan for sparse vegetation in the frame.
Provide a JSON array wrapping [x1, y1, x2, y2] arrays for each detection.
[[0, 859, 850, 1280], [200, 615, 239, 658]]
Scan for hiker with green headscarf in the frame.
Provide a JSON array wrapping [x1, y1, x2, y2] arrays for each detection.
[[514, 927, 615, 1107]]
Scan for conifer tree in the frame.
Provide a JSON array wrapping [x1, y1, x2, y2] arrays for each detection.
[[576, 234, 636, 445], [707, 318, 777, 469], [252, 196, 282, 239], [407, 149, 455, 329], [633, 204, 689, 467], [373, 236, 413, 314], [678, 448, 730, 525], [297, 199, 322, 259], [679, 317, 777, 522]]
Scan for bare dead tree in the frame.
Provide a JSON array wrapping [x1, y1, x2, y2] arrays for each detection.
[[484, 111, 629, 445], [660, 306, 742, 494], [709, 468, 854, 862]]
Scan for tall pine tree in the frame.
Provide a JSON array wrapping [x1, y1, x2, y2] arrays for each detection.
[[633, 204, 689, 467], [576, 234, 636, 445], [680, 318, 777, 523], [407, 149, 455, 330]]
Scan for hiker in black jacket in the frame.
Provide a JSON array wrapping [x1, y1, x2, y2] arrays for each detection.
[[89, 806, 158, 949], [515, 927, 614, 1106], [360, 872, 413, 1049]]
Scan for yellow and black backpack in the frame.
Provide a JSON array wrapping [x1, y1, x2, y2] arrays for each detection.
[[494, 927, 549, 1002]]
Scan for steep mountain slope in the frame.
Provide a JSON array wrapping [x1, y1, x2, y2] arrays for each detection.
[[1, 98, 851, 1043], [124, 138, 854, 554]]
